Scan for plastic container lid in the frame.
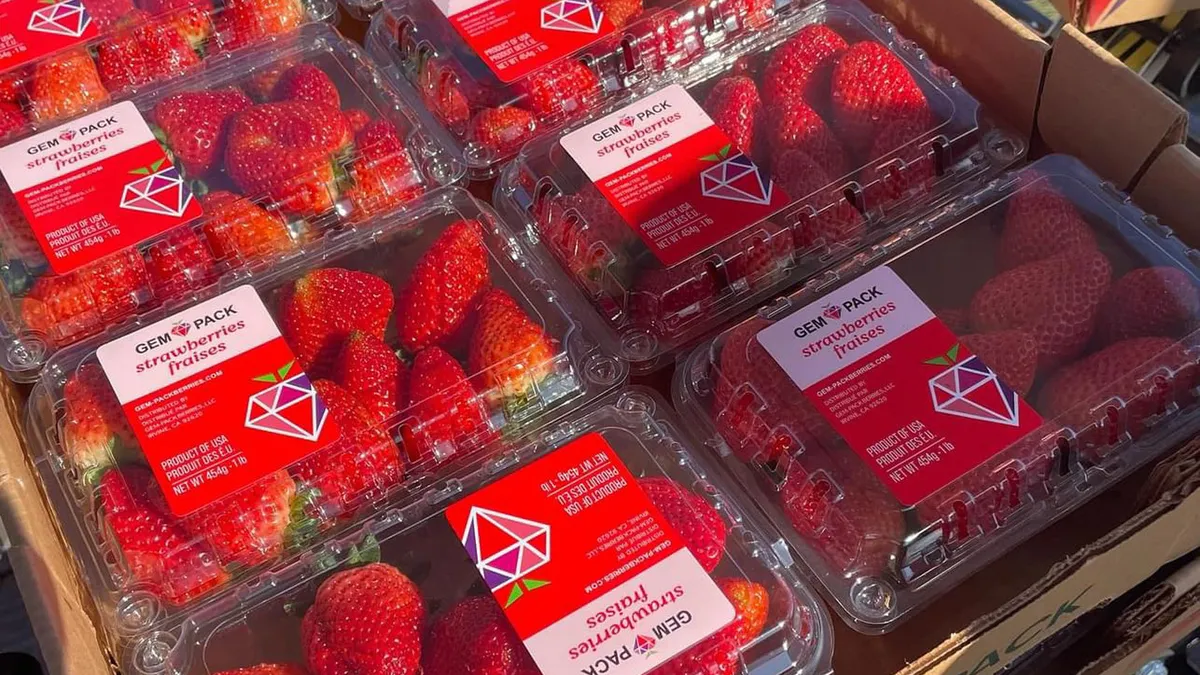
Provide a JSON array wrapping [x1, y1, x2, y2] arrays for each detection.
[[674, 154, 1200, 632], [491, 0, 1024, 372], [0, 23, 463, 382], [23, 186, 628, 661], [120, 388, 832, 675]]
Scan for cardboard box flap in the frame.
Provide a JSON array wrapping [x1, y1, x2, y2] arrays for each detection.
[[1039, 25, 1187, 189], [1132, 144, 1200, 249], [1054, 0, 1200, 31]]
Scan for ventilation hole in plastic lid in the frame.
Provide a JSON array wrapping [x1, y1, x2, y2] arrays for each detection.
[[850, 577, 896, 620]]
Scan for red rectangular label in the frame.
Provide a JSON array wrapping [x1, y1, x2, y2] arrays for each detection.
[[0, 0, 99, 72]]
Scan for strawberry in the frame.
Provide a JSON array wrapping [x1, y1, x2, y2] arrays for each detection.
[[403, 347, 491, 463], [726, 0, 772, 29], [302, 563, 425, 675], [200, 190, 295, 262], [29, 49, 109, 123], [291, 380, 403, 515], [704, 76, 760, 156], [278, 268, 393, 376], [761, 24, 849, 112], [655, 578, 768, 675], [153, 88, 253, 176], [628, 262, 719, 335], [213, 665, 309, 675], [830, 41, 932, 154], [87, 0, 137, 30], [346, 119, 424, 220], [0, 71, 24, 102], [959, 330, 1038, 396], [397, 219, 490, 353], [1039, 337, 1192, 432], [969, 248, 1112, 370], [761, 98, 846, 177], [423, 595, 539, 675], [144, 228, 217, 300], [99, 467, 228, 604], [344, 108, 371, 133], [520, 61, 601, 121], [1095, 267, 1200, 345], [0, 193, 48, 294], [468, 288, 557, 404], [273, 64, 341, 108], [95, 12, 201, 93], [23, 250, 149, 344], [595, 0, 643, 27], [215, 0, 306, 51], [637, 9, 694, 72], [418, 61, 470, 131], [997, 181, 1096, 271], [186, 470, 296, 566], [536, 188, 635, 282], [225, 101, 352, 216], [718, 220, 792, 290], [62, 363, 136, 483], [468, 106, 535, 157], [0, 101, 25, 140], [334, 331, 409, 425], [141, 0, 214, 50], [775, 149, 864, 252], [245, 60, 296, 101], [639, 477, 726, 571], [862, 113, 936, 208]]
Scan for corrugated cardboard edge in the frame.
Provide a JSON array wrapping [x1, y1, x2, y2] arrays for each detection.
[[1132, 144, 1200, 248], [0, 383, 113, 675], [1086, 0, 1200, 30], [895, 441, 1200, 675], [1088, 585, 1200, 674], [864, 0, 1048, 142], [1039, 24, 1187, 189]]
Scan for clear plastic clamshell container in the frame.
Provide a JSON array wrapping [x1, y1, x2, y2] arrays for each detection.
[[110, 388, 832, 675], [23, 186, 628, 665], [491, 0, 1024, 372], [0, 0, 336, 126], [674, 154, 1200, 632], [0, 23, 462, 382]]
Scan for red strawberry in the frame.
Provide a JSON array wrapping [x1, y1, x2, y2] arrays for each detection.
[[520, 61, 601, 121], [302, 563, 425, 675], [244, 60, 296, 101], [397, 219, 490, 353], [403, 347, 491, 463], [144, 228, 217, 300], [595, 0, 643, 27], [775, 149, 864, 252], [278, 268, 394, 376], [997, 181, 1096, 271], [1095, 267, 1200, 345], [761, 98, 846, 177], [0, 71, 24, 102], [830, 41, 932, 154], [468, 106, 535, 157], [418, 61, 470, 131], [23, 250, 149, 345], [95, 12, 200, 93], [704, 76, 760, 156], [726, 0, 772, 29], [862, 113, 936, 208], [200, 190, 295, 262], [536, 188, 634, 282], [334, 331, 409, 425], [87, 0, 137, 30], [637, 9, 695, 72], [1039, 337, 1192, 432], [187, 470, 296, 566], [423, 596, 539, 675], [225, 101, 352, 216], [344, 108, 371, 133], [655, 578, 768, 675], [761, 24, 849, 111], [214, 665, 309, 675], [959, 330, 1038, 396], [29, 49, 109, 123], [153, 88, 253, 175], [273, 64, 341, 108], [291, 380, 403, 515], [628, 262, 719, 336], [346, 119, 424, 220], [99, 467, 228, 604], [718, 220, 793, 290], [141, 0, 214, 50], [639, 477, 726, 571], [969, 248, 1112, 370], [0, 101, 25, 140], [62, 363, 136, 483], [215, 0, 306, 51], [468, 288, 557, 405]]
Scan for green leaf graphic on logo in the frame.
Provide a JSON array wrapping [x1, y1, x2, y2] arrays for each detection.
[[719, 143, 731, 158], [700, 153, 721, 162], [276, 361, 294, 381], [129, 166, 151, 175], [505, 583, 524, 607], [523, 578, 550, 591], [946, 343, 961, 363], [253, 372, 278, 383], [923, 356, 950, 366], [150, 158, 165, 172]]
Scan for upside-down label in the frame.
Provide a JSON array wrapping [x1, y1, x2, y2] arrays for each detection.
[[0, 0, 100, 72], [445, 432, 735, 675], [560, 84, 790, 267], [0, 101, 202, 274], [756, 266, 1044, 506], [96, 285, 339, 516], [432, 0, 615, 83]]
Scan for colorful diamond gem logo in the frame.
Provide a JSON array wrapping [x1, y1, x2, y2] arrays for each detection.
[[461, 506, 551, 606], [120, 162, 194, 217], [633, 635, 657, 655], [926, 346, 1022, 427], [245, 363, 330, 441], [170, 321, 190, 337], [700, 152, 774, 205], [822, 304, 841, 320], [540, 0, 603, 33], [28, 0, 92, 37]]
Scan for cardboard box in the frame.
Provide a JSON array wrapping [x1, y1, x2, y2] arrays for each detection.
[[1051, 0, 1200, 31], [1, 5, 1198, 675]]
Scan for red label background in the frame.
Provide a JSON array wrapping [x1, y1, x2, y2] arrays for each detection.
[[0, 0, 99, 71]]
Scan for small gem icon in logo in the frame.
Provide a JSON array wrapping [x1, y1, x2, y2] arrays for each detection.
[[633, 634, 657, 656], [28, 0, 92, 37], [170, 321, 190, 337], [619, 115, 635, 127], [540, 0, 603, 33], [822, 304, 842, 320], [926, 344, 1022, 426], [461, 506, 551, 606], [699, 146, 774, 205], [245, 362, 331, 441], [59, 129, 76, 141], [120, 159, 194, 217]]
